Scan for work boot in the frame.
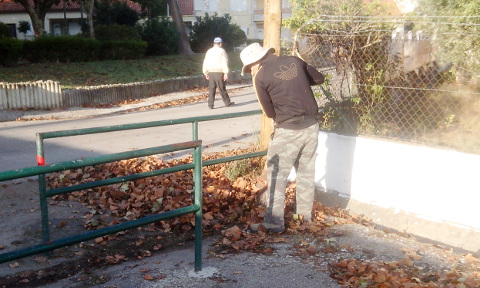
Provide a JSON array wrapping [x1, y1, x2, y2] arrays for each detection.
[[249, 222, 285, 233]]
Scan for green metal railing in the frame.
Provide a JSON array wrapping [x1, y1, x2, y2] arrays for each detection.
[[0, 109, 265, 272], [0, 141, 204, 270]]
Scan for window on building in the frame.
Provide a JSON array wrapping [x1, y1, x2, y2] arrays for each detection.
[[7, 24, 17, 38], [195, 0, 218, 12], [230, 0, 246, 12]]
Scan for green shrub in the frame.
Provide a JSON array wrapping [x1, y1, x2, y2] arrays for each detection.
[[0, 38, 23, 66], [99, 40, 147, 60], [189, 13, 247, 53], [223, 157, 264, 182], [95, 0, 139, 27], [23, 36, 101, 63], [21, 35, 145, 63], [18, 21, 31, 39], [95, 24, 141, 41], [136, 17, 178, 56], [0, 22, 12, 38]]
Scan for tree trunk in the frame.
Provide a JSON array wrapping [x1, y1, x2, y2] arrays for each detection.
[[27, 7, 45, 36], [167, 0, 194, 55], [14, 0, 65, 37], [260, 0, 282, 149], [85, 0, 95, 38]]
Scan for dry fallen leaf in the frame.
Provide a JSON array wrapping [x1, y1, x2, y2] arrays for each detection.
[[398, 257, 414, 267], [34, 256, 48, 263], [94, 237, 105, 244], [224, 225, 242, 241], [142, 274, 154, 280], [57, 220, 67, 228]]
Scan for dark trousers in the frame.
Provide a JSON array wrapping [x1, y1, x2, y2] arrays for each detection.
[[208, 72, 232, 108]]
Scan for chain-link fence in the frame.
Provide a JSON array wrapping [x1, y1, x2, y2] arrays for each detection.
[[292, 16, 480, 155]]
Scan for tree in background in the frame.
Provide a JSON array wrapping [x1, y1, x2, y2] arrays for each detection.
[[136, 17, 178, 55], [189, 13, 247, 53], [284, 0, 402, 135], [167, 0, 193, 55], [78, 0, 95, 38], [416, 0, 480, 77], [6, 0, 63, 36], [285, 0, 399, 32], [95, 0, 139, 27], [135, 0, 167, 18], [18, 20, 31, 39]]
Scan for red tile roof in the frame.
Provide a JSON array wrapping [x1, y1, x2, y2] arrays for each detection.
[[0, 0, 142, 14], [177, 0, 193, 15]]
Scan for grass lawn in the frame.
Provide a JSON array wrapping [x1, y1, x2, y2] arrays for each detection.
[[0, 52, 244, 88]]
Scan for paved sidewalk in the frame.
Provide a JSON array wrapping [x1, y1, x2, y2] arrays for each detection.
[[0, 83, 261, 171]]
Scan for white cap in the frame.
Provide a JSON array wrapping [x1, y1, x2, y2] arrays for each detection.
[[240, 43, 275, 76], [213, 37, 223, 43]]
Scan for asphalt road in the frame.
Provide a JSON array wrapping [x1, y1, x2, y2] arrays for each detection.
[[0, 84, 262, 173]]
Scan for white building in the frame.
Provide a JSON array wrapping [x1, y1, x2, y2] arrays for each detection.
[[1, 0, 416, 41]]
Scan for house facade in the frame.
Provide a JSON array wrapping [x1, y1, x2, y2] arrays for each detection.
[[0, 0, 87, 39], [190, 0, 292, 40], [0, 0, 292, 41], [1, 0, 416, 41], [0, 0, 142, 39]]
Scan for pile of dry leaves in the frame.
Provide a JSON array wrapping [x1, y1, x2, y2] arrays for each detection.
[[46, 148, 480, 287]]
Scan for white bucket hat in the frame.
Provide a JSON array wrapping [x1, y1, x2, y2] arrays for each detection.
[[240, 43, 275, 76]]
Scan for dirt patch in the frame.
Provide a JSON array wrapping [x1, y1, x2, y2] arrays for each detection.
[[0, 178, 199, 287]]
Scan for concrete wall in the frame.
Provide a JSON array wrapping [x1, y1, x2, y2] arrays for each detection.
[[311, 131, 480, 254]]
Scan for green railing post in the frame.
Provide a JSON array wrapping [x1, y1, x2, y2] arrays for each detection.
[[192, 121, 199, 141], [36, 133, 50, 243], [193, 142, 203, 271], [36, 133, 45, 166], [38, 175, 50, 243]]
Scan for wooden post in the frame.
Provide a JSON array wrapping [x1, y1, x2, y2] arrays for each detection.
[[260, 0, 282, 149]]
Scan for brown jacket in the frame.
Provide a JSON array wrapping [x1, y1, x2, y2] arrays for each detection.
[[252, 54, 325, 129]]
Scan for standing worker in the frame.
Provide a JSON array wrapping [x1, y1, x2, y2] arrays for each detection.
[[240, 43, 325, 233], [202, 37, 234, 109]]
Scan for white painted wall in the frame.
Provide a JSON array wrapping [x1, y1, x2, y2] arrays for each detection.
[[312, 131, 480, 231], [286, 131, 480, 252], [0, 11, 83, 38], [0, 13, 33, 38], [45, 11, 83, 35]]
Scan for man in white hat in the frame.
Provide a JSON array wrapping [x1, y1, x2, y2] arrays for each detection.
[[202, 37, 234, 109], [240, 43, 325, 233]]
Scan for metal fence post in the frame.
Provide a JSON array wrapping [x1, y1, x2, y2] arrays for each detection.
[[192, 121, 199, 141], [35, 133, 50, 243], [193, 142, 203, 271]]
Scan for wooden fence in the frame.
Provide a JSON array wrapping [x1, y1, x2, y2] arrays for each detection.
[[0, 72, 249, 110]]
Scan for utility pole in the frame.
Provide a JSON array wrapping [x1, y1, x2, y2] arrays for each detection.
[[260, 0, 282, 149]]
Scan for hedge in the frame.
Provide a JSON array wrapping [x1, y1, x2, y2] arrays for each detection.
[[0, 38, 23, 66]]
